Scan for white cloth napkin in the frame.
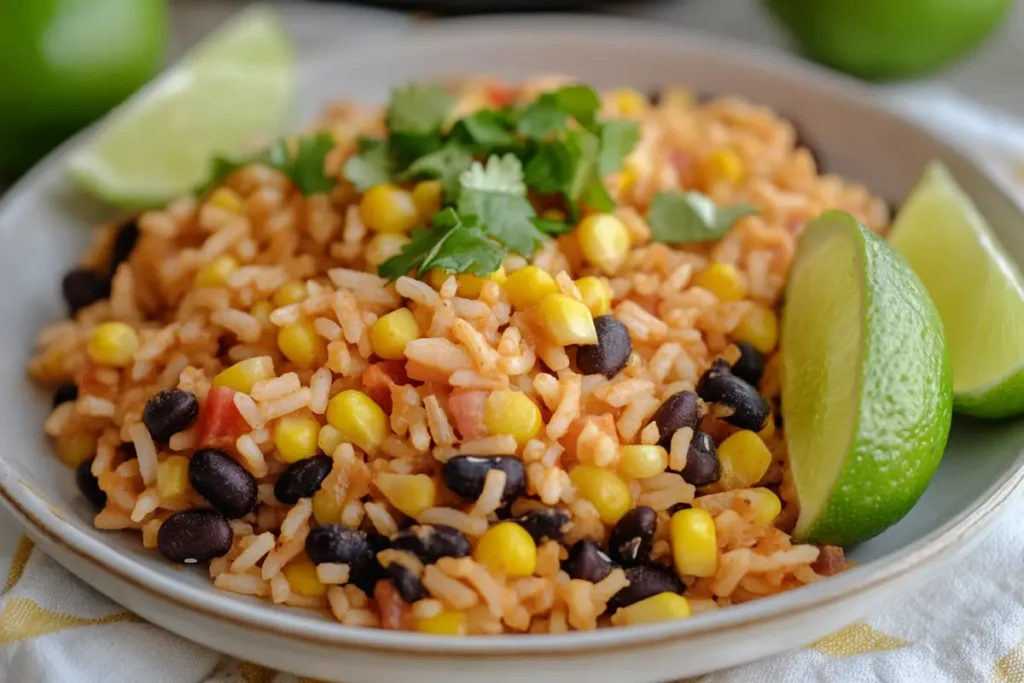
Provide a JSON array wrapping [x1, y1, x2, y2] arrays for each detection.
[[4, 6, 1024, 682]]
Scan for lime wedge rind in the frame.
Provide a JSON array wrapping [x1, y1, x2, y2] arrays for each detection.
[[65, 5, 294, 208], [889, 162, 1024, 419], [784, 211, 952, 545]]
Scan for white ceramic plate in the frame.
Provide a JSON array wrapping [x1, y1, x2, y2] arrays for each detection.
[[3, 14, 1024, 683]]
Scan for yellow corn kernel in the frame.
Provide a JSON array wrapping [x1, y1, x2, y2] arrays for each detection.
[[717, 430, 772, 490], [370, 308, 421, 360], [283, 554, 328, 597], [273, 415, 321, 464], [702, 148, 745, 186], [758, 412, 776, 441], [693, 263, 747, 302], [208, 187, 244, 214], [576, 214, 631, 274], [365, 232, 411, 269], [504, 266, 559, 311], [250, 300, 273, 324], [541, 208, 566, 222], [56, 432, 97, 468], [473, 522, 537, 577], [611, 88, 648, 116], [575, 276, 611, 316], [376, 473, 436, 518], [194, 254, 239, 288], [670, 507, 717, 577], [619, 445, 669, 480], [483, 390, 542, 446], [617, 165, 638, 196], [326, 390, 389, 453], [746, 487, 782, 527], [86, 322, 140, 368], [416, 611, 466, 635], [428, 267, 506, 298], [569, 466, 632, 525], [312, 488, 344, 525], [277, 321, 324, 368], [317, 425, 344, 458], [213, 356, 275, 394], [359, 184, 419, 234], [734, 304, 779, 354], [536, 293, 598, 346], [272, 281, 308, 308], [411, 180, 443, 220], [610, 592, 691, 627], [157, 455, 190, 500]]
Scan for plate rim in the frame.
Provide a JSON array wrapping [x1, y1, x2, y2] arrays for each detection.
[[2, 11, 1023, 656]]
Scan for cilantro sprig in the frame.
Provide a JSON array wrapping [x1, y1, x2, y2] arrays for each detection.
[[647, 191, 758, 244], [200, 131, 337, 196], [347, 81, 642, 281]]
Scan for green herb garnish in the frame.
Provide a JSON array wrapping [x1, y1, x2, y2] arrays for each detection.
[[457, 155, 546, 257], [200, 131, 337, 196], [377, 208, 505, 281], [647, 191, 758, 244]]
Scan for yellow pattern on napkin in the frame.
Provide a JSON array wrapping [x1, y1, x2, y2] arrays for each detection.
[[2, 536, 33, 594], [809, 622, 910, 657], [994, 640, 1024, 683], [0, 596, 139, 644]]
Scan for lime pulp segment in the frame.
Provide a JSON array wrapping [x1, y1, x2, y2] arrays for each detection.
[[889, 162, 1024, 418], [65, 6, 294, 207]]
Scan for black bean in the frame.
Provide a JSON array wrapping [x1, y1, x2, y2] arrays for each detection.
[[647, 89, 662, 106], [608, 507, 657, 567], [607, 564, 685, 612], [143, 389, 200, 443], [75, 459, 106, 509], [350, 532, 390, 595], [667, 502, 691, 515], [564, 539, 617, 583], [576, 316, 632, 378], [680, 431, 721, 487], [274, 455, 333, 504], [649, 390, 700, 449], [188, 448, 257, 519], [157, 510, 232, 564], [516, 507, 571, 544], [306, 525, 369, 565], [110, 220, 140, 272], [441, 455, 525, 504], [387, 563, 428, 603], [52, 384, 78, 409], [391, 524, 471, 564], [697, 364, 770, 431], [730, 341, 766, 386], [61, 268, 111, 314]]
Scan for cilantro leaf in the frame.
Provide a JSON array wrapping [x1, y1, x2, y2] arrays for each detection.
[[377, 208, 504, 281], [402, 144, 474, 200], [343, 137, 393, 192], [458, 155, 544, 256], [580, 175, 616, 212], [267, 132, 337, 195], [386, 83, 454, 136], [197, 152, 257, 195], [523, 142, 576, 195], [449, 110, 517, 153], [517, 94, 568, 140], [531, 217, 573, 236], [647, 191, 758, 244], [459, 154, 527, 195], [555, 85, 601, 131], [597, 120, 640, 176]]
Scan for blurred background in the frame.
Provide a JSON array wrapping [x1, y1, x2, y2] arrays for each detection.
[[2, 0, 1021, 185]]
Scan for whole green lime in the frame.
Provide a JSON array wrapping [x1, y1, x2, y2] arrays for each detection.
[[0, 0, 168, 179], [766, 0, 1014, 80]]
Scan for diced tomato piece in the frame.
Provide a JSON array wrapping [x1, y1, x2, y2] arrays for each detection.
[[374, 580, 414, 631], [196, 386, 248, 449], [448, 390, 489, 440], [362, 360, 408, 412], [485, 82, 515, 108], [560, 413, 617, 459]]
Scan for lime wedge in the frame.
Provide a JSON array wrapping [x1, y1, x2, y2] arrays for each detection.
[[783, 212, 952, 545], [889, 162, 1024, 418], [65, 6, 294, 207]]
